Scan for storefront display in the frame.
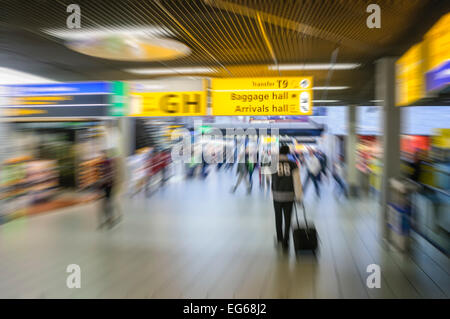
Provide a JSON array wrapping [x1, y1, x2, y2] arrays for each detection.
[[401, 135, 430, 159], [78, 158, 102, 189], [411, 128, 450, 254], [0, 121, 113, 223], [356, 136, 380, 173], [0, 156, 58, 223], [430, 128, 450, 189], [355, 136, 379, 194], [0, 156, 30, 223], [76, 125, 109, 189]]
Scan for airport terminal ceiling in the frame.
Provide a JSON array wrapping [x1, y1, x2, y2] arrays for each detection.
[[1, 0, 450, 104]]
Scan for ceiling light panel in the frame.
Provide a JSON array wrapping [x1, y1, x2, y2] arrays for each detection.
[[125, 67, 218, 75], [270, 63, 361, 70], [42, 26, 174, 40]]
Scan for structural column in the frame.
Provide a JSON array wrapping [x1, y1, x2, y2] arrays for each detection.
[[376, 57, 401, 238], [118, 117, 135, 157], [0, 120, 9, 165], [346, 104, 358, 196], [116, 117, 135, 196]]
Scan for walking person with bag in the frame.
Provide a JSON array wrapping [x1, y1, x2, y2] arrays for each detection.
[[231, 150, 251, 194], [271, 145, 303, 252], [332, 158, 348, 198], [303, 149, 321, 197], [98, 150, 117, 229], [317, 150, 328, 183], [260, 149, 272, 192]]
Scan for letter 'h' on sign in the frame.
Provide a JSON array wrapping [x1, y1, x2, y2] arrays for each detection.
[[183, 93, 201, 113]]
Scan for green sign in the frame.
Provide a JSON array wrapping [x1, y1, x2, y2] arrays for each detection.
[[109, 81, 128, 116], [198, 125, 212, 134]]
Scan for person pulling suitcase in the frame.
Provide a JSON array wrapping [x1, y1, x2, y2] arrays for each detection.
[[271, 145, 303, 252]]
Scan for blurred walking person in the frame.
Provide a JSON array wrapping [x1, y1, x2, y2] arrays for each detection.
[[224, 142, 236, 171], [318, 150, 328, 182], [332, 158, 348, 198], [260, 149, 272, 192], [247, 152, 257, 186], [201, 150, 209, 179], [246, 143, 258, 186], [231, 150, 251, 194], [98, 150, 117, 229], [271, 145, 303, 252], [303, 149, 321, 197]]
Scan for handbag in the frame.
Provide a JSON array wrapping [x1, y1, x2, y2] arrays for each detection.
[[292, 202, 318, 253]]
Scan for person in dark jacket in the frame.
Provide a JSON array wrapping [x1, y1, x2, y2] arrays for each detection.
[[271, 145, 303, 252], [98, 150, 116, 229]]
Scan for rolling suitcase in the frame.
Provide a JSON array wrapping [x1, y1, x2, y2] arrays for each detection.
[[292, 202, 318, 253]]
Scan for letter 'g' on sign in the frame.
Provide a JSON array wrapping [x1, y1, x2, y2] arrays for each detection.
[[66, 264, 81, 288], [366, 264, 381, 288], [159, 94, 179, 113]]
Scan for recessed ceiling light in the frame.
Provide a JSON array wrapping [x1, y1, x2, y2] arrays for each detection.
[[42, 27, 188, 62], [269, 63, 361, 71], [125, 67, 218, 75], [42, 26, 174, 40], [313, 86, 349, 90]]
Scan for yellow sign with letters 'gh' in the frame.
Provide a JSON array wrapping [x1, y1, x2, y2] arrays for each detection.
[[130, 91, 207, 116], [129, 79, 208, 116], [211, 77, 313, 116]]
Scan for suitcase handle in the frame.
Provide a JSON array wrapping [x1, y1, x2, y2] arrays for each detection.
[[294, 202, 310, 231]]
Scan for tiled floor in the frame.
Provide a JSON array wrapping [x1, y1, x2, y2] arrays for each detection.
[[0, 167, 449, 299]]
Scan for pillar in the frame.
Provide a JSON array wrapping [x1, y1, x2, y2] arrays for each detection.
[[376, 57, 401, 238], [346, 104, 358, 196], [118, 117, 135, 157], [116, 117, 135, 196], [0, 120, 10, 165]]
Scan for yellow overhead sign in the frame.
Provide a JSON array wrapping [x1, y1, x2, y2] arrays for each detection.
[[424, 13, 450, 72], [423, 13, 450, 93], [396, 13, 450, 104], [211, 77, 313, 116], [396, 43, 425, 106], [129, 91, 207, 116]]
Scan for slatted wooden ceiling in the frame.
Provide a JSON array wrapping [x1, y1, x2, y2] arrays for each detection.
[[1, 0, 448, 103]]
